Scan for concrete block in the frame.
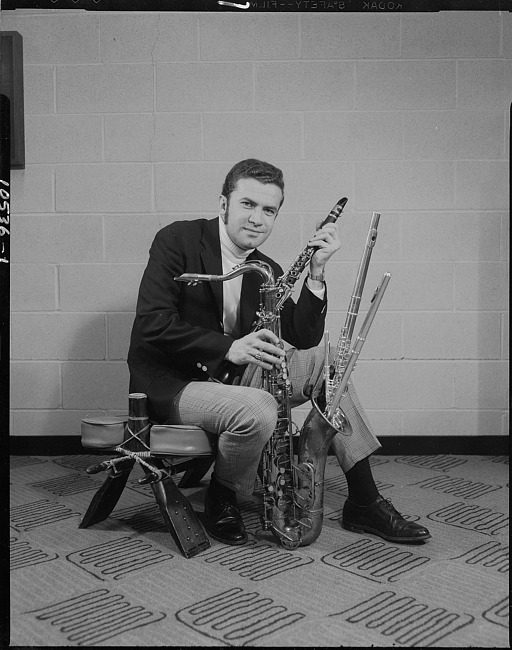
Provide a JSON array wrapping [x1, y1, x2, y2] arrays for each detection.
[[399, 212, 503, 262], [502, 411, 509, 437], [355, 161, 454, 211], [277, 162, 355, 213], [353, 360, 454, 410], [104, 214, 161, 263], [57, 64, 154, 113], [305, 112, 403, 161], [11, 409, 108, 437], [156, 62, 253, 111], [200, 13, 299, 60], [327, 311, 402, 361], [454, 361, 509, 410], [455, 161, 509, 211], [404, 111, 505, 160], [362, 261, 455, 311], [457, 60, 512, 109], [454, 262, 509, 311], [356, 60, 456, 110], [501, 213, 509, 262], [2, 14, 99, 64], [404, 312, 501, 360], [505, 110, 511, 162], [62, 361, 128, 410], [401, 13, 501, 58], [300, 14, 400, 59], [154, 162, 227, 212], [10, 362, 62, 409], [330, 210, 400, 263], [11, 313, 106, 360], [105, 113, 202, 162], [100, 13, 198, 62], [402, 409, 503, 437], [58, 264, 145, 312], [203, 112, 303, 161], [502, 312, 509, 361], [10, 264, 56, 311], [26, 115, 103, 163], [363, 410, 403, 438], [256, 62, 354, 111], [107, 312, 135, 360], [10, 166, 53, 214], [503, 13, 512, 58], [23, 66, 55, 115], [55, 164, 152, 213], [12, 215, 103, 264]]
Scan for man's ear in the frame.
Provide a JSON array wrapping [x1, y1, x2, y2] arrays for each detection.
[[219, 195, 228, 222]]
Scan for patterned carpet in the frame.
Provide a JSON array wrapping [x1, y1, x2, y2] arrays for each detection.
[[9, 452, 509, 647]]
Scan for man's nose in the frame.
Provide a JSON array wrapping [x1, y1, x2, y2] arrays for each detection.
[[248, 207, 263, 224]]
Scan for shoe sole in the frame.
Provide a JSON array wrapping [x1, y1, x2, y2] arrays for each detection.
[[342, 521, 431, 543]]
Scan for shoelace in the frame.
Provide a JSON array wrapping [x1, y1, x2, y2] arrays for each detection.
[[380, 498, 403, 518]]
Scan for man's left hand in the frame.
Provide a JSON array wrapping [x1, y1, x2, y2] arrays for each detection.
[[308, 222, 341, 273]]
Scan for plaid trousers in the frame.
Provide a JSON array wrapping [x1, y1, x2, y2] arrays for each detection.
[[171, 345, 381, 495]]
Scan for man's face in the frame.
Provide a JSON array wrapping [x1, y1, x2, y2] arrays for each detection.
[[220, 177, 283, 251]]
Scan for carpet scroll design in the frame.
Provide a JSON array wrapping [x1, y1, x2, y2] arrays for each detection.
[[10, 453, 509, 647]]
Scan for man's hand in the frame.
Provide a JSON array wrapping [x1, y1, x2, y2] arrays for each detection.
[[308, 222, 341, 275], [225, 329, 285, 370]]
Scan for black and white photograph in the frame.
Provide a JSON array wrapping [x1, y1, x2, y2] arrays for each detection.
[[2, 3, 509, 647]]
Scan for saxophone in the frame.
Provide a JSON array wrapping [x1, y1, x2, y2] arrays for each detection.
[[175, 259, 310, 549]]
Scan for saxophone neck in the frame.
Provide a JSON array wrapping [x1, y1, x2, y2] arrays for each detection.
[[175, 260, 275, 286]]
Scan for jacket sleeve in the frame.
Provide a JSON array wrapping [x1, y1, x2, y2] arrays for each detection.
[[131, 227, 234, 379], [279, 280, 327, 349]]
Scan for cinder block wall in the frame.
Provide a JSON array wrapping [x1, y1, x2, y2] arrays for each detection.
[[5, 10, 509, 440]]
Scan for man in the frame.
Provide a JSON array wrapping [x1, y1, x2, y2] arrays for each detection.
[[128, 159, 431, 547]]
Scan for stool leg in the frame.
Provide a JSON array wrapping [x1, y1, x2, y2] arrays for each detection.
[[79, 459, 135, 529], [178, 458, 214, 489], [143, 462, 210, 558]]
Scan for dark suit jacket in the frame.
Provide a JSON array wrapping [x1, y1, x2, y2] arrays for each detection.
[[127, 217, 327, 423]]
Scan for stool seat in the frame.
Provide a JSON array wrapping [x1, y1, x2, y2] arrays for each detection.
[[150, 424, 216, 456], [81, 416, 127, 449], [81, 417, 216, 456]]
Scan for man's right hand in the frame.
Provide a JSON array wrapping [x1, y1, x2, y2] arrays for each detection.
[[225, 329, 285, 370]]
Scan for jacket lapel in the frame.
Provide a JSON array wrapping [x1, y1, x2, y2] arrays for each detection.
[[200, 218, 224, 328]]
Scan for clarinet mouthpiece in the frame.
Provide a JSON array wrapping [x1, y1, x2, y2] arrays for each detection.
[[322, 197, 348, 226]]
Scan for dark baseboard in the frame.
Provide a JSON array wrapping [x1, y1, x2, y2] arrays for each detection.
[[373, 436, 509, 456], [9, 435, 510, 457]]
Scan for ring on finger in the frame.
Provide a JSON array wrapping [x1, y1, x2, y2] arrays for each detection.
[[255, 351, 262, 362]]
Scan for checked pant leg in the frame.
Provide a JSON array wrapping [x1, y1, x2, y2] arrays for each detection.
[[171, 380, 277, 496], [242, 346, 382, 474]]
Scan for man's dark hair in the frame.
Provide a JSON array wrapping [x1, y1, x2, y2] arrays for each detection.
[[221, 159, 285, 205]]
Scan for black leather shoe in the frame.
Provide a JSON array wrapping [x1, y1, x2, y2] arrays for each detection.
[[203, 478, 247, 546], [342, 495, 431, 543]]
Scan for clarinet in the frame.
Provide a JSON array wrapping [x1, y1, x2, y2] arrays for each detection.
[[272, 197, 348, 313]]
